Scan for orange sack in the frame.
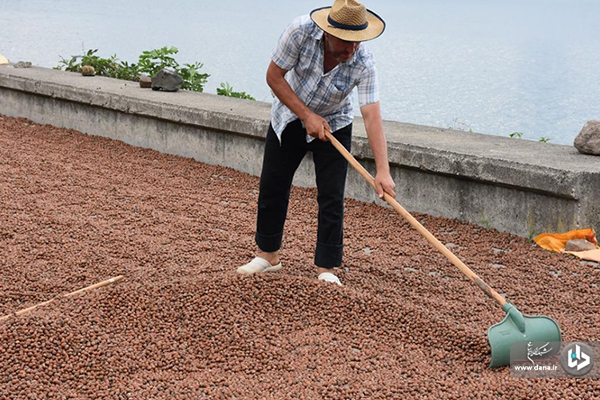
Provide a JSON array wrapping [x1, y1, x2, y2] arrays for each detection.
[[535, 229, 600, 263], [534, 229, 598, 253]]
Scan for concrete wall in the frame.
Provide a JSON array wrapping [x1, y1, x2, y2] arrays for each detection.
[[1, 65, 599, 237]]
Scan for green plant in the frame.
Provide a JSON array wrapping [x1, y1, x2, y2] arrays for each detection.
[[179, 62, 209, 92], [114, 60, 140, 81], [481, 218, 491, 230], [539, 136, 551, 143], [217, 82, 255, 100], [528, 229, 538, 243], [137, 46, 179, 76], [56, 46, 209, 92], [136, 46, 209, 92], [56, 49, 122, 77], [509, 132, 523, 139], [478, 212, 492, 230]]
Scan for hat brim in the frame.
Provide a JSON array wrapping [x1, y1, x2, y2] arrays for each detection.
[[310, 6, 385, 42]]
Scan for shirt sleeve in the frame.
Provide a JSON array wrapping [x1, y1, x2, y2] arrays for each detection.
[[271, 17, 306, 71], [357, 60, 380, 107]]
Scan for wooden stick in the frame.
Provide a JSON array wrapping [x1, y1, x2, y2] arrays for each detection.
[[64, 276, 124, 297], [325, 130, 507, 307], [0, 275, 124, 322]]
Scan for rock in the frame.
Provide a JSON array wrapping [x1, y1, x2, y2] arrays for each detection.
[[489, 263, 506, 269], [139, 75, 152, 88], [0, 53, 9, 65], [81, 65, 96, 76], [549, 270, 562, 278], [14, 61, 32, 68], [574, 120, 600, 155], [151, 69, 183, 92], [565, 239, 596, 252], [580, 260, 599, 267]]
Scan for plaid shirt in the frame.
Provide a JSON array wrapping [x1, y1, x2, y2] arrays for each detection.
[[270, 15, 379, 143]]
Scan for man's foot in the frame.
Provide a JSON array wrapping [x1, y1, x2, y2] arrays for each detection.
[[318, 271, 342, 286], [236, 257, 282, 275]]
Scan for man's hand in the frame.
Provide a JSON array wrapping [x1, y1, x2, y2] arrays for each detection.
[[360, 102, 396, 199], [375, 170, 396, 199], [303, 111, 331, 141]]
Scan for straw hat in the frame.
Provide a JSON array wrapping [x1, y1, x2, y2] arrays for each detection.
[[310, 0, 385, 42]]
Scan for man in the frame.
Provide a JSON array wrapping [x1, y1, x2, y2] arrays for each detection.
[[237, 0, 395, 286]]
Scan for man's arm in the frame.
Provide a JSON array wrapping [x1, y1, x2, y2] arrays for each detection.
[[266, 61, 330, 141], [360, 101, 396, 198]]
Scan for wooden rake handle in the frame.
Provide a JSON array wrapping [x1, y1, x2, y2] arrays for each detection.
[[325, 130, 507, 307], [0, 275, 124, 322]]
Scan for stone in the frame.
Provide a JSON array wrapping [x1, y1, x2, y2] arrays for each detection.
[[81, 65, 96, 76], [14, 61, 32, 68], [139, 75, 152, 88], [151, 69, 183, 92], [565, 239, 597, 252], [580, 260, 599, 267], [574, 120, 600, 155]]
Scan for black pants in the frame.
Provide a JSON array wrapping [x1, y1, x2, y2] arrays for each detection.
[[255, 120, 352, 268]]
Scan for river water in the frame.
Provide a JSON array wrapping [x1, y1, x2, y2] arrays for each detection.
[[1, 0, 599, 145]]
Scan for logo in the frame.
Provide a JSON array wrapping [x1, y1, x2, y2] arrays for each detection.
[[527, 342, 554, 365], [560, 342, 594, 377]]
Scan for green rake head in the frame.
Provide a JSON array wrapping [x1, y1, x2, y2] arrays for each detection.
[[487, 303, 561, 368]]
